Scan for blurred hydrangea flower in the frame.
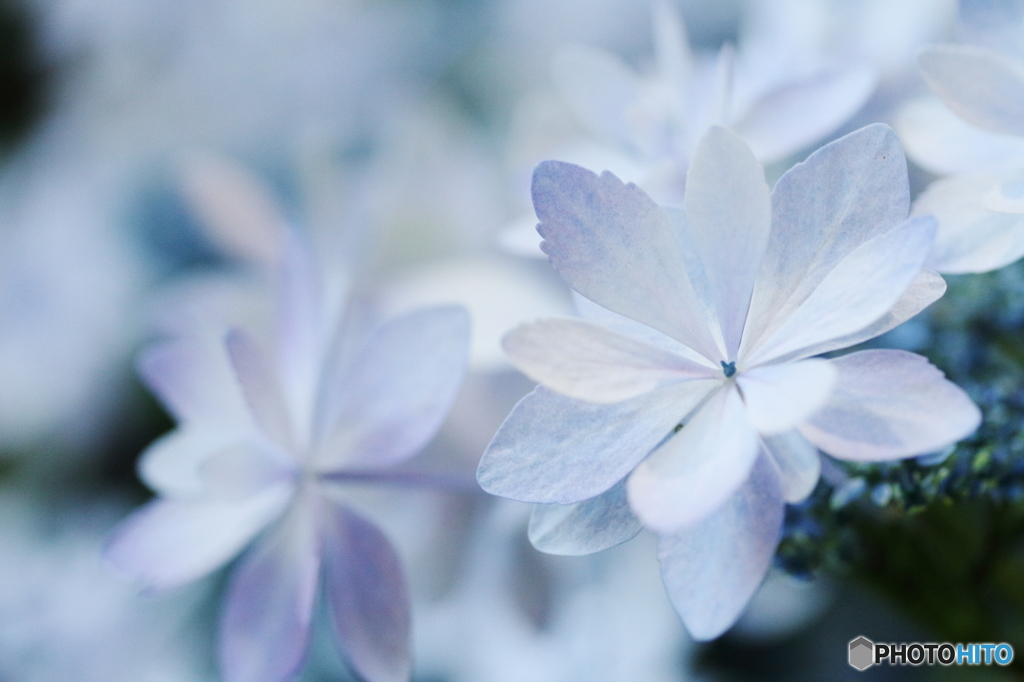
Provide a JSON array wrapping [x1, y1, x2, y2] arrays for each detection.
[[105, 225, 470, 682], [897, 42, 1024, 273], [500, 0, 875, 256], [478, 123, 980, 640]]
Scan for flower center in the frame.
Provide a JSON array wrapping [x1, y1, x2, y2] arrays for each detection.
[[720, 360, 737, 378]]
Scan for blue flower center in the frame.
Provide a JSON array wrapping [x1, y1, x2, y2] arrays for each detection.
[[721, 361, 737, 378]]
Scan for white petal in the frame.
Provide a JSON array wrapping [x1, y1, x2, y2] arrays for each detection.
[[919, 44, 1024, 137], [737, 359, 837, 435], [503, 317, 717, 403], [478, 380, 720, 505], [897, 97, 1024, 175], [762, 430, 820, 503], [658, 453, 784, 641], [799, 350, 981, 461], [137, 427, 238, 499], [528, 478, 641, 556], [917, 173, 1024, 274], [551, 45, 642, 147], [533, 161, 723, 362], [684, 126, 772, 358], [778, 269, 945, 361], [740, 124, 909, 356], [746, 216, 935, 366], [652, 0, 694, 102], [627, 386, 760, 533], [738, 65, 876, 164], [105, 484, 293, 591]]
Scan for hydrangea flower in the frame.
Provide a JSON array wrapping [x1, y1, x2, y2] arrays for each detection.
[[478, 123, 981, 639], [897, 43, 1024, 273], [105, 231, 470, 682]]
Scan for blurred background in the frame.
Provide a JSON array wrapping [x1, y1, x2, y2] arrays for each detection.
[[3, 0, 1023, 680]]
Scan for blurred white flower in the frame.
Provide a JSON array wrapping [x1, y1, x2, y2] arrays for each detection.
[[478, 124, 979, 640], [106, 223, 470, 682], [898, 40, 1024, 273]]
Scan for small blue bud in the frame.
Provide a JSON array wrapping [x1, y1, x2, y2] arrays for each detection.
[[721, 361, 737, 378]]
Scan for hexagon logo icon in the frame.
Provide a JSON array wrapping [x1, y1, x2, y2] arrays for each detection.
[[849, 636, 874, 671]]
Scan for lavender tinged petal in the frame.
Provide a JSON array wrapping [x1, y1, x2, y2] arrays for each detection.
[[479, 380, 721, 505], [220, 498, 319, 682], [740, 124, 909, 357], [322, 503, 411, 682], [528, 479, 642, 556], [137, 426, 238, 498], [658, 453, 784, 641], [684, 126, 772, 359], [745, 216, 935, 367], [738, 65, 877, 164], [503, 317, 717, 404], [627, 386, 760, 533], [226, 328, 295, 451], [761, 430, 820, 504], [104, 484, 292, 591], [799, 350, 981, 462], [533, 161, 723, 362], [318, 305, 469, 471], [137, 336, 251, 428], [919, 45, 1024, 137], [551, 46, 642, 149]]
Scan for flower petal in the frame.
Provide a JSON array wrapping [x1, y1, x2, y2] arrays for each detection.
[[533, 161, 722, 361], [658, 453, 784, 641], [478, 380, 720, 505], [527, 478, 642, 556], [916, 173, 1024, 274], [104, 484, 293, 591], [318, 306, 469, 471], [684, 126, 772, 358], [219, 496, 319, 682], [897, 97, 1024, 175], [226, 328, 295, 451], [799, 350, 981, 461], [919, 44, 1024, 137], [627, 386, 760, 533], [137, 426, 238, 498], [738, 65, 876, 164], [137, 336, 251, 428], [736, 359, 837, 435], [774, 269, 945, 362], [762, 430, 820, 503], [503, 317, 717, 403], [745, 216, 935, 366], [321, 503, 411, 682], [740, 124, 909, 356]]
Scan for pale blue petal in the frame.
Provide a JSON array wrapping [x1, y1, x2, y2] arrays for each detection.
[[745, 216, 935, 366], [104, 484, 293, 591], [658, 453, 784, 641], [800, 350, 981, 461], [528, 479, 641, 556], [316, 305, 469, 471], [738, 65, 876, 164], [628, 385, 760, 533], [551, 46, 642, 148], [920, 45, 1024, 137], [219, 498, 319, 682], [322, 503, 411, 682], [740, 124, 910, 356], [533, 161, 723, 362], [503, 317, 717, 403], [478, 380, 721, 505], [684, 126, 772, 358], [736, 359, 836, 435]]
